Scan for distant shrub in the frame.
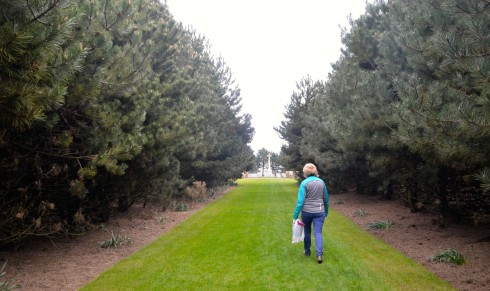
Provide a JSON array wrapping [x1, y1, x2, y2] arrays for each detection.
[[354, 209, 369, 217], [365, 220, 394, 230], [185, 181, 207, 201], [100, 232, 132, 248], [227, 179, 238, 186], [334, 200, 344, 205], [429, 249, 465, 265]]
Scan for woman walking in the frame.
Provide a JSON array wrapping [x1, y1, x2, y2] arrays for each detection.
[[293, 163, 329, 263]]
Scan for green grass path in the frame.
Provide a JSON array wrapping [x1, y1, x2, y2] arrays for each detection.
[[81, 179, 454, 290]]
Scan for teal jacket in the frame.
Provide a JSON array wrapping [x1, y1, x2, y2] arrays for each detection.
[[293, 176, 329, 220]]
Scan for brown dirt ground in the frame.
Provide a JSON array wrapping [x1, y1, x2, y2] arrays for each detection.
[[331, 192, 490, 291], [1, 188, 489, 291]]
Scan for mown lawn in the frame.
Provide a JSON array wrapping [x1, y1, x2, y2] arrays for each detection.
[[81, 178, 455, 290]]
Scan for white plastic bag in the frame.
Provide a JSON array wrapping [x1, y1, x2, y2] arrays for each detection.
[[292, 219, 305, 243]]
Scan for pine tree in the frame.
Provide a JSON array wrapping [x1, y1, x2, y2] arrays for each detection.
[[319, 1, 409, 196], [275, 76, 318, 177], [389, 0, 490, 223], [171, 29, 254, 186], [0, 0, 91, 244], [0, 0, 86, 131]]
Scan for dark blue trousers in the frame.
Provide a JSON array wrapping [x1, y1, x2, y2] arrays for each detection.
[[301, 211, 325, 256]]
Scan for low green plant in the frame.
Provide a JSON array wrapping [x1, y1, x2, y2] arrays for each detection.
[[429, 249, 465, 265], [334, 199, 344, 205], [173, 202, 188, 212], [100, 232, 132, 248], [153, 211, 166, 224], [365, 220, 395, 230], [156, 217, 165, 224], [354, 209, 369, 217], [0, 261, 20, 290]]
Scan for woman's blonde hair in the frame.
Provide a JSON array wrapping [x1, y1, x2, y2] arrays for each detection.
[[303, 163, 318, 177]]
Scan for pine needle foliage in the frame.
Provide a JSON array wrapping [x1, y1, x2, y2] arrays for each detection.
[[279, 0, 490, 223], [0, 0, 255, 246]]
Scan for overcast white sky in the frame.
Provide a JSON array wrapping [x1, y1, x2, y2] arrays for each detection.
[[165, 0, 369, 154]]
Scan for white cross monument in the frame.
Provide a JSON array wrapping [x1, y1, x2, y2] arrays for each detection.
[[264, 153, 273, 177]]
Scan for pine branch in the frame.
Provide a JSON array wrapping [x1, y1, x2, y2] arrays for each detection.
[[103, 0, 109, 29], [11, 141, 95, 160], [27, 0, 61, 25], [123, 53, 150, 81]]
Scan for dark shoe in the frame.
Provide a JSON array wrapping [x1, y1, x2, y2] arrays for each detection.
[[304, 251, 311, 256], [317, 255, 323, 264]]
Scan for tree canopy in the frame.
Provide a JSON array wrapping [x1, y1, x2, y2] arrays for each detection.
[[0, 0, 255, 246], [279, 0, 490, 225]]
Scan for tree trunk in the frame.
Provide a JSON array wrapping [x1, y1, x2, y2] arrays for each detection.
[[380, 180, 394, 200], [436, 167, 450, 228], [407, 179, 419, 213]]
